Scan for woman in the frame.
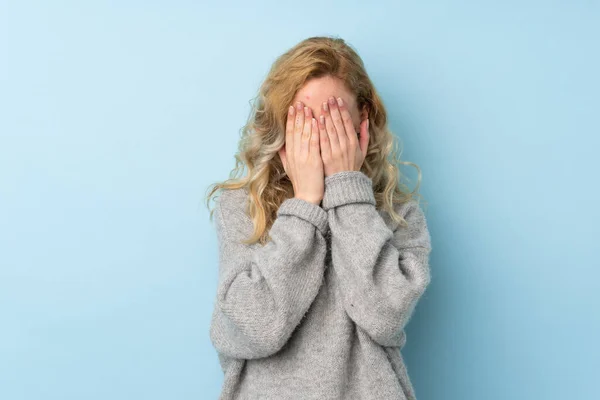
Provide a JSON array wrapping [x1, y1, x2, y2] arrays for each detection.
[[205, 36, 432, 400]]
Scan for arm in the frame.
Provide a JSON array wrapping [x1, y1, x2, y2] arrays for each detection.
[[209, 189, 329, 359], [322, 171, 432, 347]]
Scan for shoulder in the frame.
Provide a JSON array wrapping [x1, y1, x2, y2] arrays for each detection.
[[214, 187, 254, 241], [390, 198, 415, 213], [215, 187, 249, 212], [394, 199, 427, 221], [379, 199, 425, 225], [390, 199, 431, 250]]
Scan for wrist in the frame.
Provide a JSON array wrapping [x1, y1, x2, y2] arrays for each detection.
[[294, 195, 322, 206]]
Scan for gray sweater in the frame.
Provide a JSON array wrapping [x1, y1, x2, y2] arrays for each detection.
[[209, 170, 432, 399]]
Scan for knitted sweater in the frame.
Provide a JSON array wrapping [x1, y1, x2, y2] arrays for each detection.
[[209, 170, 432, 400]]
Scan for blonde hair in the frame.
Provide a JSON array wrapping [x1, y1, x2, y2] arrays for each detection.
[[205, 35, 425, 246]]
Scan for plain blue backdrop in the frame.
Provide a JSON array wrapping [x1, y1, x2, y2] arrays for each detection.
[[1, 1, 598, 399]]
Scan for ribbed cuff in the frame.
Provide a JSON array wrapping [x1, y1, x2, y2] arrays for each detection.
[[322, 171, 376, 211], [277, 197, 329, 235]]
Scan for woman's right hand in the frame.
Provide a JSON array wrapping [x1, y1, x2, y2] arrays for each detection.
[[278, 101, 324, 206]]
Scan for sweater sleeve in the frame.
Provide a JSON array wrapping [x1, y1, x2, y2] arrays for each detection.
[[322, 171, 432, 347], [209, 189, 329, 360]]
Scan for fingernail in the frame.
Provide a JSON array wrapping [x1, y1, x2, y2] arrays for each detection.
[[328, 97, 336, 105], [296, 102, 303, 110], [289, 106, 294, 115], [337, 97, 343, 107], [323, 101, 328, 112]]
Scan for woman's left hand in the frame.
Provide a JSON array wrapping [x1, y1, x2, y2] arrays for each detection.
[[318, 96, 370, 178]]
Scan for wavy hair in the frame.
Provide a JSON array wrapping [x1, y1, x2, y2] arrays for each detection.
[[205, 35, 425, 246]]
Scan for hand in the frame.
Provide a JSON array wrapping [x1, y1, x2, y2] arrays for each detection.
[[278, 101, 324, 205], [317, 96, 369, 178]]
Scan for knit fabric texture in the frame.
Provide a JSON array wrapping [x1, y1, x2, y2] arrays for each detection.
[[209, 170, 432, 399]]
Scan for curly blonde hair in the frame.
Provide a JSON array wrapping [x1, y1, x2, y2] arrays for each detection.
[[205, 35, 425, 246]]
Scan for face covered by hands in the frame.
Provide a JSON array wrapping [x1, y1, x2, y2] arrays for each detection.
[[291, 75, 370, 177], [317, 95, 369, 176]]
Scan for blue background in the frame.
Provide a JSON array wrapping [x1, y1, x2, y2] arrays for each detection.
[[1, 1, 598, 399]]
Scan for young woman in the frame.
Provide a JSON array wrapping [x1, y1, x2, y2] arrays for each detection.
[[206, 36, 432, 400]]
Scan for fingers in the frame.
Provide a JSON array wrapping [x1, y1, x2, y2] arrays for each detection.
[[318, 114, 330, 162], [336, 97, 357, 147], [300, 106, 313, 155], [309, 117, 320, 158], [359, 117, 370, 158], [293, 101, 305, 158], [284, 104, 295, 165], [328, 97, 347, 153], [321, 98, 340, 154]]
